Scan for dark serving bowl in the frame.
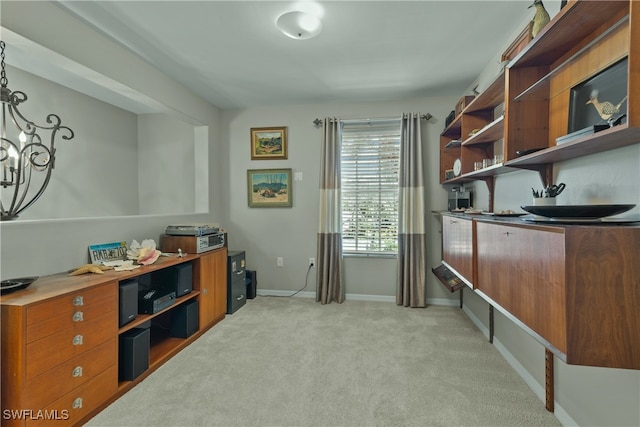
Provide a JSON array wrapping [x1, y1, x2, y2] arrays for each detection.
[[520, 204, 636, 219], [1, 277, 38, 294]]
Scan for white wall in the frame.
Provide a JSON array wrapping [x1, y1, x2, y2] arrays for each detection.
[[221, 97, 456, 303], [138, 114, 197, 215], [2, 66, 140, 219], [0, 1, 224, 279]]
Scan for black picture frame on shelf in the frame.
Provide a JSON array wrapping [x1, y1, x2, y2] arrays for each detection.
[[568, 58, 628, 133]]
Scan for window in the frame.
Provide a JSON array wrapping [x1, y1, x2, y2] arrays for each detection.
[[341, 119, 401, 255]]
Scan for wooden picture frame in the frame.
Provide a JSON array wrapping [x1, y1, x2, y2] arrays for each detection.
[[247, 168, 292, 208], [250, 126, 288, 160]]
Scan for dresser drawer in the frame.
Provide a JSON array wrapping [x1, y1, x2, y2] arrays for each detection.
[[24, 338, 117, 410], [27, 282, 118, 327], [26, 313, 116, 380], [26, 282, 117, 343], [25, 365, 117, 427]]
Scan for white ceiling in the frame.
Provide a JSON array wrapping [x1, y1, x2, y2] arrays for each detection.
[[49, 1, 539, 110]]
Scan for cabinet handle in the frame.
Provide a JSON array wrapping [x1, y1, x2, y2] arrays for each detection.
[[73, 311, 84, 322], [450, 220, 458, 224], [72, 397, 83, 409], [202, 288, 208, 295], [73, 296, 84, 306], [236, 294, 245, 301], [72, 366, 83, 377], [503, 232, 513, 236], [72, 335, 83, 346], [236, 270, 244, 276]]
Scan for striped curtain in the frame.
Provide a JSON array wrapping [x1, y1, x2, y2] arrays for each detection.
[[316, 118, 345, 304], [397, 113, 427, 307]]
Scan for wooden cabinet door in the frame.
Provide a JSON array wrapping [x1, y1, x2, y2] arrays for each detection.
[[197, 248, 227, 328], [476, 222, 567, 353], [442, 215, 474, 286]]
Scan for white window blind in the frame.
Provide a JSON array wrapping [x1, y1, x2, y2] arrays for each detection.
[[341, 120, 401, 254]]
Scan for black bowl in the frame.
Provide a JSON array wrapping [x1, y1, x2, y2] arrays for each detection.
[[1, 277, 38, 294], [520, 204, 635, 219]]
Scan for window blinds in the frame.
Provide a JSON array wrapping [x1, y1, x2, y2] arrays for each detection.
[[341, 120, 401, 254]]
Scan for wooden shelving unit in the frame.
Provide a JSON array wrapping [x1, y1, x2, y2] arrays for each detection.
[[440, 0, 639, 188]]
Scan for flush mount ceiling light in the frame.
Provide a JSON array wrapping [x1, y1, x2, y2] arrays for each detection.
[[276, 11, 323, 40]]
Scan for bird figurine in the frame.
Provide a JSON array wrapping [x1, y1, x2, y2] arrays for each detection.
[[529, 0, 550, 38], [586, 90, 628, 126]]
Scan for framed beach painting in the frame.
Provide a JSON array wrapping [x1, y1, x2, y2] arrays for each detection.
[[250, 126, 288, 160], [247, 168, 292, 207]]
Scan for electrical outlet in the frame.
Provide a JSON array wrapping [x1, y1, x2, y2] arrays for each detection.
[[309, 258, 315, 267], [277, 256, 284, 267]]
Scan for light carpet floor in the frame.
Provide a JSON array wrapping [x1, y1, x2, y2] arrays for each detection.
[[87, 297, 562, 427]]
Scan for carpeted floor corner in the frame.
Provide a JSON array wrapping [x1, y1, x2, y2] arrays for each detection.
[[87, 297, 561, 427]]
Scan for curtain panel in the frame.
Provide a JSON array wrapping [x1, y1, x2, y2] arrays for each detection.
[[397, 113, 427, 307], [316, 118, 345, 304]]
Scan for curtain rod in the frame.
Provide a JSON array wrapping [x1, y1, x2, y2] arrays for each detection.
[[313, 113, 432, 127]]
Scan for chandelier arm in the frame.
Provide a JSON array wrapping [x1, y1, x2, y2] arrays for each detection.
[[15, 162, 53, 217], [11, 142, 53, 214]]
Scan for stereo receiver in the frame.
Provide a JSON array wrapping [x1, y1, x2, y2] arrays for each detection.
[[160, 232, 225, 254]]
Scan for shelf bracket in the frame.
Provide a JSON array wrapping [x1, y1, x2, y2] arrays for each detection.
[[545, 348, 555, 412], [479, 176, 495, 213], [489, 304, 494, 344]]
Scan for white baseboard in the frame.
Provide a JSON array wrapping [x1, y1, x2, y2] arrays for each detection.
[[256, 289, 315, 298], [462, 305, 577, 427], [255, 290, 459, 306]]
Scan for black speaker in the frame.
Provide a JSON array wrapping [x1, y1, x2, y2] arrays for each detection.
[[119, 279, 138, 327], [153, 263, 193, 297], [170, 300, 199, 338], [119, 327, 150, 381], [246, 270, 257, 299]]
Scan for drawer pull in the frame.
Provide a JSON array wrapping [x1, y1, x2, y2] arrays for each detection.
[[450, 220, 458, 224], [237, 294, 245, 301], [72, 398, 83, 409], [73, 296, 84, 306], [503, 232, 513, 236], [73, 311, 84, 322], [72, 366, 83, 377], [72, 335, 83, 346], [236, 270, 244, 276]]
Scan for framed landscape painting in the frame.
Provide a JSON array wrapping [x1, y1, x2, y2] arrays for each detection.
[[247, 168, 292, 207], [250, 126, 288, 160]]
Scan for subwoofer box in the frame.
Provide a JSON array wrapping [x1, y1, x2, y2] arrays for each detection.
[[119, 279, 139, 327], [170, 300, 199, 338], [152, 263, 193, 298], [119, 327, 150, 381]]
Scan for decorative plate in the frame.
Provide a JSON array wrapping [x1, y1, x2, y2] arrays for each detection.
[[520, 204, 635, 219], [453, 158, 462, 176], [1, 277, 38, 295]]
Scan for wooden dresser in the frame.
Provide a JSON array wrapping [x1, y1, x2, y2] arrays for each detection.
[[1, 248, 227, 426]]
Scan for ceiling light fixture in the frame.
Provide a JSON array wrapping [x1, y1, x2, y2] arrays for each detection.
[[276, 11, 323, 40], [0, 40, 74, 221]]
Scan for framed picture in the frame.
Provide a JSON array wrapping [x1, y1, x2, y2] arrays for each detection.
[[247, 168, 292, 208], [250, 126, 288, 160], [568, 58, 628, 133]]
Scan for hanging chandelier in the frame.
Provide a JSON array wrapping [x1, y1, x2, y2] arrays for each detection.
[[0, 40, 74, 221]]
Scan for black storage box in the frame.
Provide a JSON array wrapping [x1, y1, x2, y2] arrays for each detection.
[[246, 270, 257, 299]]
